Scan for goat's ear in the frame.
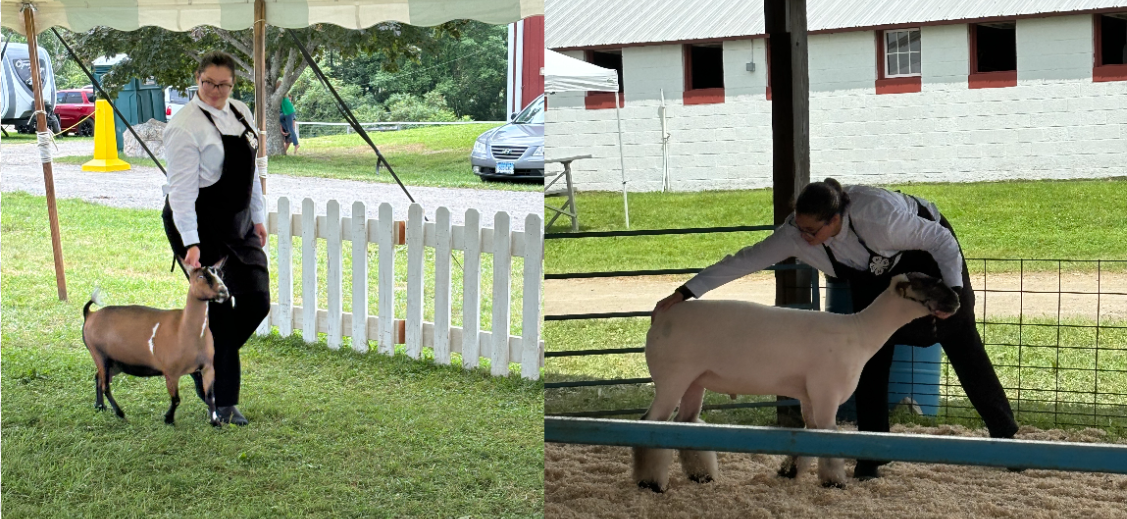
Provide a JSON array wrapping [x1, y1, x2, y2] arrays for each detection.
[[177, 256, 191, 273], [212, 256, 228, 270], [895, 281, 911, 296]]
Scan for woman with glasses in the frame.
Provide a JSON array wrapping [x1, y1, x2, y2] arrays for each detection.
[[161, 51, 270, 426], [652, 178, 1018, 480]]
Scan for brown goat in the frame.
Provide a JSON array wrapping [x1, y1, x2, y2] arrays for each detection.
[[82, 257, 229, 425]]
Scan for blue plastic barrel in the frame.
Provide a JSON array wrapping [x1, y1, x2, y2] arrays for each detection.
[[825, 277, 942, 421], [888, 343, 941, 416]]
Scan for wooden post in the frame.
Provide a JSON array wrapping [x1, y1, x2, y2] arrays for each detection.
[[254, 0, 267, 194], [766, 0, 810, 427], [23, 6, 67, 301]]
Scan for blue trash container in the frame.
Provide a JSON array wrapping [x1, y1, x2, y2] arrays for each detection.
[[825, 276, 942, 422]]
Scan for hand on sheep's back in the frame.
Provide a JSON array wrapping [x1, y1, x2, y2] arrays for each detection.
[[652, 292, 685, 322]]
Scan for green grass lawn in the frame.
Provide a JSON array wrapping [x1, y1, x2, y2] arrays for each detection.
[[51, 124, 542, 192], [1, 192, 543, 518], [546, 178, 1127, 274]]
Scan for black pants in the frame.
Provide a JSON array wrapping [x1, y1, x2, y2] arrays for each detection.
[[208, 288, 270, 407], [854, 259, 1019, 440]]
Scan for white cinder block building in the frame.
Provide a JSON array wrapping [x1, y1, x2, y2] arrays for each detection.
[[544, 0, 1127, 192]]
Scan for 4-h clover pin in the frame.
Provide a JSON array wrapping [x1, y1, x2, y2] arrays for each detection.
[[869, 255, 891, 276]]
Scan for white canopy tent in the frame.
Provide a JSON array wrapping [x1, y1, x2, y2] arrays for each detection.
[[543, 49, 631, 228], [2, 0, 543, 300]]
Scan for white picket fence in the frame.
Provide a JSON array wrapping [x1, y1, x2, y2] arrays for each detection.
[[254, 197, 544, 380]]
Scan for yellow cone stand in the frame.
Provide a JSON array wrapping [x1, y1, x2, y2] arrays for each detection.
[[82, 99, 131, 172]]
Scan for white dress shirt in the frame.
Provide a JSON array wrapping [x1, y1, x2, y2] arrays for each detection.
[[164, 95, 265, 247], [683, 185, 965, 297]]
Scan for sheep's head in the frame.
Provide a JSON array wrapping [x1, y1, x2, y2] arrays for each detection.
[[894, 272, 960, 316], [179, 256, 230, 304]]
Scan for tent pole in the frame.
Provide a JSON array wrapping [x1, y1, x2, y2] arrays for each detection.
[[615, 90, 628, 229], [254, 0, 267, 194], [23, 6, 67, 301]]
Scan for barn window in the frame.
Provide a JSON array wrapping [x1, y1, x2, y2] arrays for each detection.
[[683, 43, 725, 105], [969, 22, 1017, 89]]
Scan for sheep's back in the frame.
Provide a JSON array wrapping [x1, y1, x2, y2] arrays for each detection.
[[649, 300, 859, 360]]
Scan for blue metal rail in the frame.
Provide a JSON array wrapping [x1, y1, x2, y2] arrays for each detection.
[[544, 417, 1127, 474]]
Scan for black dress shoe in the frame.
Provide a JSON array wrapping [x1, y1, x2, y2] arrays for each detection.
[[853, 460, 884, 481], [214, 406, 249, 426]]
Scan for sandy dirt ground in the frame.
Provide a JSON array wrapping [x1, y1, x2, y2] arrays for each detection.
[[545, 424, 1127, 519], [546, 271, 1127, 321]]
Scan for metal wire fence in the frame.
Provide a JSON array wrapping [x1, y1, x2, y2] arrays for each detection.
[[544, 227, 1127, 434]]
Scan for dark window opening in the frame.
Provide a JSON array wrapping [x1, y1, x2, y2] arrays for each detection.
[[589, 50, 624, 93], [687, 44, 724, 90], [1099, 14, 1127, 65], [974, 23, 1017, 73]]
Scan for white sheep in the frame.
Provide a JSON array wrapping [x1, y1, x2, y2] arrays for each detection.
[[635, 272, 960, 490]]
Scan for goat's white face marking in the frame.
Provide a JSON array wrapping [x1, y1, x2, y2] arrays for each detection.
[[148, 322, 161, 355]]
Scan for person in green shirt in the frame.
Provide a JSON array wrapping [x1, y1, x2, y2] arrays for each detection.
[[278, 81, 299, 154]]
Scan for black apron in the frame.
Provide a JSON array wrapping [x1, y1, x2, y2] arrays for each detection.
[[162, 105, 268, 296], [823, 195, 976, 347]]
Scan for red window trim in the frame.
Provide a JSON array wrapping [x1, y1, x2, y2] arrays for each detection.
[[584, 92, 624, 109], [968, 23, 1018, 89], [875, 30, 922, 94], [1093, 14, 1127, 82], [584, 50, 625, 110], [682, 44, 725, 105]]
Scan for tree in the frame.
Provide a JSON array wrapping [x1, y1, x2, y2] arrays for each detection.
[[68, 22, 465, 155], [331, 21, 507, 122]]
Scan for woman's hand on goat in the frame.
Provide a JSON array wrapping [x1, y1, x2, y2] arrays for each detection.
[[184, 246, 202, 269], [652, 292, 685, 322], [255, 223, 268, 247]]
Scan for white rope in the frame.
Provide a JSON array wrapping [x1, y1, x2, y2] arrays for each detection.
[[36, 131, 56, 163], [256, 156, 268, 178]]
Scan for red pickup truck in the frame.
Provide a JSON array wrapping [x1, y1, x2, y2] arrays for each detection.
[[54, 88, 96, 136]]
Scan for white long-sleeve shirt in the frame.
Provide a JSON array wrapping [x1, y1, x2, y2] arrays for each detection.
[[163, 95, 265, 247], [683, 185, 964, 297]]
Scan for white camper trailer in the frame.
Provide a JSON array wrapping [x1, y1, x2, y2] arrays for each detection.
[[1, 42, 59, 134]]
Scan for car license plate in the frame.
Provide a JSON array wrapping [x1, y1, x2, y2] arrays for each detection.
[[497, 162, 515, 175]]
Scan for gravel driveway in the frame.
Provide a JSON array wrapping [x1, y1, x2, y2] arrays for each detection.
[[1, 139, 542, 231]]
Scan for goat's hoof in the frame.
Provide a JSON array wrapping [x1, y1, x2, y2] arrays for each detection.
[[164, 416, 175, 425], [94, 404, 106, 411], [777, 465, 798, 479], [821, 481, 846, 489], [1007, 467, 1027, 473], [637, 480, 665, 493], [688, 474, 714, 484], [114, 410, 126, 419]]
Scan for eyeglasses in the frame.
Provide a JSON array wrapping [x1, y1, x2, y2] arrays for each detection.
[[200, 79, 234, 92], [792, 219, 828, 239]]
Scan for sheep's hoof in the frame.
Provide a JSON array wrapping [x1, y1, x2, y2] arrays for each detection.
[[637, 480, 665, 493], [821, 480, 846, 489], [688, 474, 714, 484], [777, 464, 798, 479]]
